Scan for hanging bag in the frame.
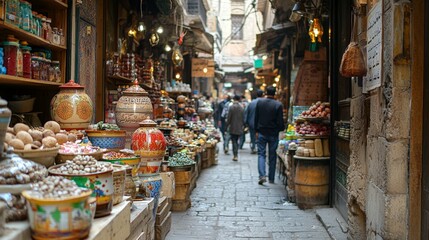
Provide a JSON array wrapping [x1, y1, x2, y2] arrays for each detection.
[[339, 10, 367, 78]]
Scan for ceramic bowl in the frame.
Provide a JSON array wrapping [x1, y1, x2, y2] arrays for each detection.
[[22, 189, 93, 240], [100, 155, 140, 177], [13, 146, 60, 167], [48, 164, 114, 218], [85, 130, 126, 151]]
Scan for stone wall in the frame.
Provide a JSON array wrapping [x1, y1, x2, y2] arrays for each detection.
[[348, 1, 410, 239]]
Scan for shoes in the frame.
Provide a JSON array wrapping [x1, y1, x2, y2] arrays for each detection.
[[232, 156, 238, 161], [258, 177, 267, 185], [224, 148, 229, 154], [269, 180, 274, 184], [251, 149, 257, 154]]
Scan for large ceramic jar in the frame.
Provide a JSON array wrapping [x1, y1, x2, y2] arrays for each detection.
[[0, 97, 12, 153], [115, 80, 153, 146], [50, 80, 94, 130], [131, 118, 166, 175]]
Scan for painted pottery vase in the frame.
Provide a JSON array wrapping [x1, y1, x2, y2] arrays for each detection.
[[115, 80, 153, 147], [49, 164, 114, 218], [50, 80, 94, 130], [22, 189, 93, 240], [101, 155, 140, 177], [138, 173, 162, 218], [0, 97, 11, 153], [131, 118, 166, 175]]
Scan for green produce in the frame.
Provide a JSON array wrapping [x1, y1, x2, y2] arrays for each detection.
[[95, 121, 120, 131]]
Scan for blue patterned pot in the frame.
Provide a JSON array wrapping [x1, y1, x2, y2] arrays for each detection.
[[138, 173, 162, 217], [86, 130, 126, 151]]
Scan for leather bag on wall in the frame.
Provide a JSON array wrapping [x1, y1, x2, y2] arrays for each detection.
[[339, 42, 367, 78]]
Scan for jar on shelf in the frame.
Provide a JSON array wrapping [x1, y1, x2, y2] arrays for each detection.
[[58, 28, 65, 46], [48, 60, 55, 82], [52, 27, 60, 45], [52, 60, 61, 83], [39, 58, 47, 81], [20, 1, 32, 32], [44, 59, 51, 81], [20, 41, 32, 79], [36, 14, 43, 38], [31, 56, 41, 80], [5, 0, 20, 26], [46, 18, 52, 43], [16, 41, 23, 77], [41, 16, 47, 40], [2, 36, 19, 76], [31, 11, 38, 35]]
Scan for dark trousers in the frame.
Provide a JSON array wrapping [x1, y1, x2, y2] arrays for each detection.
[[230, 134, 240, 157], [249, 128, 257, 151], [257, 133, 279, 181]]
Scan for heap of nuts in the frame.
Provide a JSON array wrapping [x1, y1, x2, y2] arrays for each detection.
[[0, 154, 47, 184], [31, 176, 86, 199], [165, 135, 182, 147], [52, 155, 112, 175], [102, 151, 137, 160]]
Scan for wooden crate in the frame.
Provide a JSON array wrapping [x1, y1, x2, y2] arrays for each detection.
[[171, 199, 191, 212], [172, 183, 191, 200], [173, 170, 192, 184], [201, 149, 209, 169], [206, 146, 215, 167], [155, 212, 172, 240], [156, 197, 171, 226]]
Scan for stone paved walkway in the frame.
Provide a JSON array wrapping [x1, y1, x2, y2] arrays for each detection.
[[166, 143, 332, 240]]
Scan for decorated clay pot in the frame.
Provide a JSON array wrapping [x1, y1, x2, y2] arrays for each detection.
[[131, 118, 166, 175], [22, 189, 93, 240], [85, 130, 126, 151], [48, 164, 114, 218], [0, 97, 12, 153], [138, 173, 162, 218], [50, 80, 94, 130], [115, 80, 153, 146]]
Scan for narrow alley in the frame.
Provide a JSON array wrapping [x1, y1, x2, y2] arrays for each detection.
[[166, 144, 332, 240]]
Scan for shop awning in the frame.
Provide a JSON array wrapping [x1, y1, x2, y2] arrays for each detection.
[[182, 27, 214, 55], [254, 22, 296, 55]]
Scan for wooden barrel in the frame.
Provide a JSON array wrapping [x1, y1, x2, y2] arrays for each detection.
[[294, 156, 330, 209]]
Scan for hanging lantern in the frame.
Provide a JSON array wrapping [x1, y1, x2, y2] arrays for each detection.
[[309, 18, 323, 43], [172, 47, 183, 66], [149, 32, 160, 46]]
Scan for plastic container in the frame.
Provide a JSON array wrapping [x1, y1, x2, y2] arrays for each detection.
[[21, 41, 31, 78], [2, 38, 19, 76]]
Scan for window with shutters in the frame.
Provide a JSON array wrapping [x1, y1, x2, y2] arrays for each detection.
[[231, 14, 243, 40]]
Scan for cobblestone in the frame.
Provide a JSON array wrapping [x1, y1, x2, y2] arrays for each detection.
[[167, 143, 332, 240]]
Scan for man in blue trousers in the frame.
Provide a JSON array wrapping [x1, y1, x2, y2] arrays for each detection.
[[245, 89, 264, 154], [254, 86, 285, 185]]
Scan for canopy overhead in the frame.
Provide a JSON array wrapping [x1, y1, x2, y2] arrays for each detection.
[[254, 22, 296, 55]]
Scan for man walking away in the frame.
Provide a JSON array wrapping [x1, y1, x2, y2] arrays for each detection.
[[218, 94, 231, 154], [255, 86, 285, 184], [226, 95, 245, 161], [239, 95, 249, 149], [245, 89, 264, 154]]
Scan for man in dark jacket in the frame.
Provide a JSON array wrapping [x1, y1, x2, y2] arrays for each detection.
[[226, 95, 244, 161], [255, 86, 285, 184], [218, 94, 231, 154], [244, 89, 264, 154]]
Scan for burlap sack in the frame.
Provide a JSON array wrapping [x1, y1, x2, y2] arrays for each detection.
[[339, 42, 367, 77]]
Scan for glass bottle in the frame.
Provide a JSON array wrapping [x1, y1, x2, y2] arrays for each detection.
[[58, 28, 65, 46], [20, 41, 32, 79], [31, 56, 40, 79], [51, 60, 61, 83], [48, 60, 55, 82], [20, 1, 31, 32], [41, 16, 47, 40], [52, 27, 59, 45], [16, 42, 23, 77], [46, 18, 52, 42]]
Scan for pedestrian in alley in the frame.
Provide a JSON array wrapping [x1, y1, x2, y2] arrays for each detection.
[[225, 95, 245, 161], [245, 89, 264, 154], [218, 94, 231, 154], [239, 95, 249, 149], [255, 86, 285, 184]]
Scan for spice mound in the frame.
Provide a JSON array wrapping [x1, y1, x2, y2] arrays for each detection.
[[51, 155, 112, 175], [102, 151, 138, 160], [30, 176, 87, 199]]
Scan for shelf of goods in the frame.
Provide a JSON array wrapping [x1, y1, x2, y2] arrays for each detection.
[[0, 0, 68, 87]]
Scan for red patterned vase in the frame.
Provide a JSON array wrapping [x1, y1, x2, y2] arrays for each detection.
[[50, 80, 94, 130], [131, 118, 166, 175], [115, 80, 153, 147]]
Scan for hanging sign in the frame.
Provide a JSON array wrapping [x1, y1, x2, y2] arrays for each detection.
[[364, 1, 382, 92], [192, 58, 215, 77]]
